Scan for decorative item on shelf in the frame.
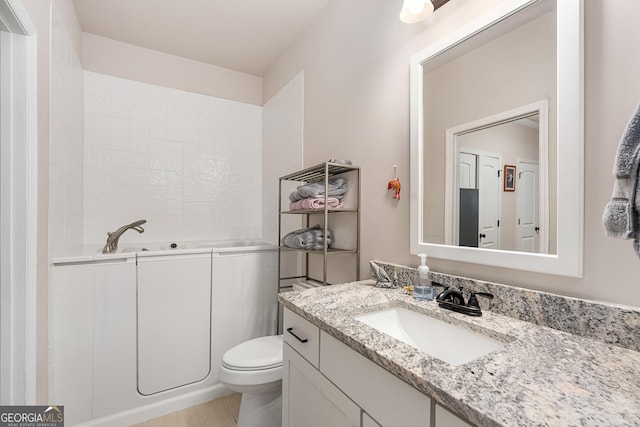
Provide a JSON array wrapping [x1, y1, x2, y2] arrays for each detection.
[[387, 165, 401, 200]]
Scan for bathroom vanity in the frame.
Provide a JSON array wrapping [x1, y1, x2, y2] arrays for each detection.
[[279, 279, 640, 427], [283, 308, 465, 427]]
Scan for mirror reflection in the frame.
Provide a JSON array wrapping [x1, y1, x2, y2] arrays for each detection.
[[421, 0, 557, 255], [445, 106, 554, 254]]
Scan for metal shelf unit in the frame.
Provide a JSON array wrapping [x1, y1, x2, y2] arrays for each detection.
[[277, 162, 361, 292]]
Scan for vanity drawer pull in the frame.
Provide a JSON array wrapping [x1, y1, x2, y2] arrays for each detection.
[[286, 327, 309, 343]]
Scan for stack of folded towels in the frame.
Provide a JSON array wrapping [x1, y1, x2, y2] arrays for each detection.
[[281, 225, 333, 250], [288, 178, 348, 211]]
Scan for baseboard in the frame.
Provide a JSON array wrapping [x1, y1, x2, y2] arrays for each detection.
[[77, 384, 232, 427]]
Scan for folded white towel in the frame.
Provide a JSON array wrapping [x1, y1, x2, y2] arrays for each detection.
[[289, 197, 344, 211], [603, 103, 640, 258]]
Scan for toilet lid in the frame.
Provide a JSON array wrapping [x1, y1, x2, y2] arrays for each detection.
[[222, 335, 283, 371]]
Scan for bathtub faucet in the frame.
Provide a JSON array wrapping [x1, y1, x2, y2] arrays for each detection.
[[102, 219, 147, 254]]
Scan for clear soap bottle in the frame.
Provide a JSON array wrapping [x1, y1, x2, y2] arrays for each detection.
[[414, 253, 434, 301]]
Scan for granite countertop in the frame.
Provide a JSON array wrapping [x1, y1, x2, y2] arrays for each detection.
[[279, 280, 640, 427]]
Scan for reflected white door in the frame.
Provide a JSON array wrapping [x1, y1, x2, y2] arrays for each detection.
[[458, 152, 477, 189], [516, 160, 539, 252], [478, 155, 501, 249]]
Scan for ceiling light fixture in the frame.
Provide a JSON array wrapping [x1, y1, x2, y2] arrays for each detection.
[[399, 0, 434, 24]]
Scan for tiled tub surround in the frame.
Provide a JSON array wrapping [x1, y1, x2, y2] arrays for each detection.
[[279, 280, 640, 426], [83, 71, 263, 246]]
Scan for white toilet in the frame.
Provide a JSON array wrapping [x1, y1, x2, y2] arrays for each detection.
[[220, 334, 284, 427]]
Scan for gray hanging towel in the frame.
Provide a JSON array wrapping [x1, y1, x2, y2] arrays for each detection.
[[602, 103, 640, 257]]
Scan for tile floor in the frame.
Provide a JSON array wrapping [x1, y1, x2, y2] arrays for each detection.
[[131, 393, 241, 427]]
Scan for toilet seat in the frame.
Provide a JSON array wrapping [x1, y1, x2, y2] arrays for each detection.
[[222, 335, 283, 371]]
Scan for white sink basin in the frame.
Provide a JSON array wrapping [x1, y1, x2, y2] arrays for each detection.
[[354, 306, 506, 366]]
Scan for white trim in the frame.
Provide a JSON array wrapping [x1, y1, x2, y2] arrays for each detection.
[[0, 0, 37, 404], [0, 0, 35, 35], [23, 29, 38, 405], [410, 0, 583, 277]]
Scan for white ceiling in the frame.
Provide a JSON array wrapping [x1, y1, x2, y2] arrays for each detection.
[[72, 0, 331, 77]]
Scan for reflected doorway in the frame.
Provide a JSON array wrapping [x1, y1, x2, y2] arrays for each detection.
[[444, 101, 550, 254]]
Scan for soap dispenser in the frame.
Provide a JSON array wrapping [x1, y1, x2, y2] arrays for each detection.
[[414, 254, 434, 301]]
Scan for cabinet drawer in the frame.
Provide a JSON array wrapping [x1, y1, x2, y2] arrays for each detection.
[[283, 308, 320, 368], [320, 331, 431, 427]]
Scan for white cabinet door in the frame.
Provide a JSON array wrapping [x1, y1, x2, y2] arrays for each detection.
[[283, 343, 360, 427], [435, 404, 473, 427], [320, 332, 431, 427], [137, 254, 212, 395]]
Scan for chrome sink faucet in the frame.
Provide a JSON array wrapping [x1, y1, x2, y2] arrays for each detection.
[[102, 219, 147, 254]]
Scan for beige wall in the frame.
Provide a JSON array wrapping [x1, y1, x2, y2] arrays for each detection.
[[82, 33, 263, 106], [263, 0, 640, 308]]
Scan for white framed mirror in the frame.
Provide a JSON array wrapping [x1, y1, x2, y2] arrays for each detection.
[[409, 0, 583, 277]]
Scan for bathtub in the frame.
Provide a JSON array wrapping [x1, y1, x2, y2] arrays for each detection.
[[116, 239, 275, 255], [50, 240, 278, 426], [51, 240, 276, 263]]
